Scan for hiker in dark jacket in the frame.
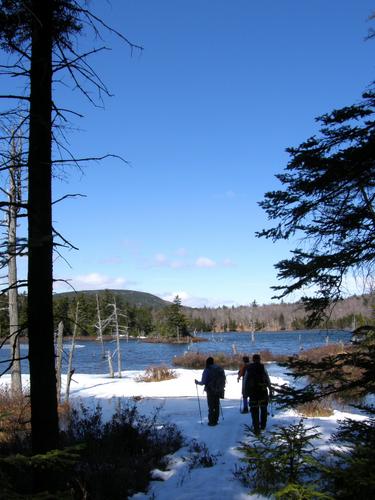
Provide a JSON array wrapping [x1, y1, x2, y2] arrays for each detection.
[[237, 355, 250, 413], [243, 354, 273, 434], [195, 357, 225, 426]]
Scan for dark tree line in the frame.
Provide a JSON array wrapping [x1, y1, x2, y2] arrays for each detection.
[[0, 291, 372, 340]]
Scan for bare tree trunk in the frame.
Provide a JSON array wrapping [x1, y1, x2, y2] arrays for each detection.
[[96, 294, 105, 358], [66, 302, 79, 400], [113, 299, 122, 378], [27, 0, 59, 453], [8, 146, 22, 395], [55, 321, 64, 401], [107, 351, 114, 378]]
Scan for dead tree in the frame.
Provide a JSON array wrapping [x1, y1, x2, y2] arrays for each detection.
[[66, 301, 79, 400], [106, 298, 129, 378], [95, 294, 106, 358], [7, 135, 23, 395], [111, 299, 122, 378], [55, 321, 64, 403]]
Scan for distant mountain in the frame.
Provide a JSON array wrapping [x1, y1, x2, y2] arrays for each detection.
[[55, 289, 171, 309]]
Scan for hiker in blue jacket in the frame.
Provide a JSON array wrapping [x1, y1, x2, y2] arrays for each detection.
[[244, 354, 272, 434], [195, 357, 225, 426]]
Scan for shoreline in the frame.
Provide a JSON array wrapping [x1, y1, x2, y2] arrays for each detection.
[[10, 328, 350, 345]]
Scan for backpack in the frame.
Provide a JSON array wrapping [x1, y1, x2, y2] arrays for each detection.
[[245, 363, 268, 397], [207, 365, 226, 398]]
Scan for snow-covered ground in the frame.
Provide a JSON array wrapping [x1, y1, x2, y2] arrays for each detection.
[[0, 369, 366, 500]]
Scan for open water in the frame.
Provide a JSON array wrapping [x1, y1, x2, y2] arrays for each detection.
[[0, 329, 352, 375]]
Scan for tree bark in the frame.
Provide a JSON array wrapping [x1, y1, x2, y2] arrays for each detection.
[[66, 302, 79, 400], [113, 299, 122, 378], [55, 321, 64, 402], [8, 157, 22, 395], [96, 294, 105, 357], [27, 0, 59, 454]]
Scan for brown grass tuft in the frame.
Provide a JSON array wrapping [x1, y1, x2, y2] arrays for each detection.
[[296, 399, 334, 417], [172, 350, 287, 369], [0, 386, 31, 444], [296, 342, 351, 363], [136, 364, 177, 382]]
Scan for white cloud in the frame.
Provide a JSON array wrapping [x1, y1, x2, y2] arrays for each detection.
[[161, 291, 190, 303], [161, 291, 238, 308], [71, 273, 128, 289], [145, 252, 229, 270], [146, 252, 188, 269], [195, 256, 216, 268]]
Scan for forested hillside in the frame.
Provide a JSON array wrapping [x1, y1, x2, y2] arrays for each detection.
[[187, 295, 375, 332], [0, 290, 373, 339], [56, 289, 169, 309]]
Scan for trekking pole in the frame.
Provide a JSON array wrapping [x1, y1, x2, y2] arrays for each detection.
[[219, 400, 224, 421], [269, 399, 275, 417], [196, 384, 203, 424]]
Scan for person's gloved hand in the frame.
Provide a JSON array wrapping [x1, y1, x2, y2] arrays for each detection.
[[194, 379, 198, 385]]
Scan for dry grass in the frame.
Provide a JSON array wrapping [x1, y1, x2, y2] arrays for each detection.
[[173, 350, 287, 369], [298, 342, 353, 362], [0, 387, 72, 448], [292, 343, 366, 403], [296, 342, 351, 363], [296, 399, 334, 417], [0, 386, 31, 445], [136, 364, 177, 382]]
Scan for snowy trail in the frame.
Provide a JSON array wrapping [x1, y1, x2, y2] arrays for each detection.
[[1, 368, 366, 500]]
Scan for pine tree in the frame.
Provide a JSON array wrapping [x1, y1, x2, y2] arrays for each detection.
[[257, 86, 375, 325], [165, 295, 189, 338]]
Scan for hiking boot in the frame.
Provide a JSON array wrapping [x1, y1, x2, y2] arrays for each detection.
[[240, 409, 249, 414]]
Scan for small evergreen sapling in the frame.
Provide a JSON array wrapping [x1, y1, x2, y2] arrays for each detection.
[[323, 416, 375, 498], [235, 419, 325, 497]]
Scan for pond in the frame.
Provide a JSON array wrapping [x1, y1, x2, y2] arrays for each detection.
[[0, 329, 352, 375]]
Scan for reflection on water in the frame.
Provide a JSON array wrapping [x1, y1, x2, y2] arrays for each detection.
[[0, 330, 352, 374]]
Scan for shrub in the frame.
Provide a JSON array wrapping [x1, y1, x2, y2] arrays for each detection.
[[323, 416, 375, 499], [288, 343, 366, 404], [59, 402, 184, 499], [136, 364, 177, 382], [0, 401, 184, 499], [235, 419, 324, 497], [0, 386, 31, 453], [275, 483, 332, 499], [186, 439, 219, 469]]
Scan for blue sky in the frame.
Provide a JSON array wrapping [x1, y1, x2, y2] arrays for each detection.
[[5, 0, 375, 307]]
